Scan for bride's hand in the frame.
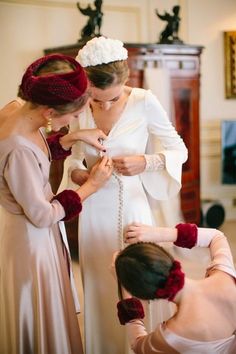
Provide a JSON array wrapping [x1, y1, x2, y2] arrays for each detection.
[[112, 155, 146, 176]]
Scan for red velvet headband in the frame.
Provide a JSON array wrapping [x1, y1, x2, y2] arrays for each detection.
[[19, 54, 88, 106]]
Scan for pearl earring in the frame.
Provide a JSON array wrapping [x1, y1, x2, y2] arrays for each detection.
[[45, 118, 52, 134]]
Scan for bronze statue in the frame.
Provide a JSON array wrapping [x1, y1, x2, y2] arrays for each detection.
[[77, 0, 103, 42], [156, 5, 183, 44]]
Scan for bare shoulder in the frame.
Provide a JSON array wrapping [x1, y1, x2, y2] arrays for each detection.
[[207, 269, 236, 289], [0, 100, 20, 117], [168, 278, 236, 340], [0, 100, 20, 139]]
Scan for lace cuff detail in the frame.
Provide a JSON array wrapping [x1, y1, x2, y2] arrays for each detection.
[[144, 154, 165, 171]]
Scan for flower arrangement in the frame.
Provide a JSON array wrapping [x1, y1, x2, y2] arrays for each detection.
[[76, 36, 128, 67]]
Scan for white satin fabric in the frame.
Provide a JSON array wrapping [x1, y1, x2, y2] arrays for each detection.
[[0, 135, 83, 354], [60, 87, 187, 354], [143, 67, 183, 227]]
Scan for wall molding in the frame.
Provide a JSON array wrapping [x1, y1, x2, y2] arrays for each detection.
[[200, 120, 221, 158], [1, 0, 140, 13], [1, 0, 74, 8], [200, 119, 236, 220], [1, 0, 141, 41]]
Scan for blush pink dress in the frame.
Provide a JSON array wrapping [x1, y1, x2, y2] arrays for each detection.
[[0, 134, 83, 354], [125, 228, 236, 354]]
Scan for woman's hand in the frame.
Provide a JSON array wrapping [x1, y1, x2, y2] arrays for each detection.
[[71, 169, 90, 186], [76, 129, 107, 150], [59, 129, 107, 151], [76, 156, 113, 201], [86, 156, 113, 191], [124, 223, 159, 244], [112, 155, 146, 176], [124, 223, 176, 244]]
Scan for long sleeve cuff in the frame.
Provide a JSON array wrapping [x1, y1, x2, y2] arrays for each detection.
[[47, 133, 72, 160], [52, 190, 82, 221], [144, 154, 165, 171], [117, 298, 145, 325]]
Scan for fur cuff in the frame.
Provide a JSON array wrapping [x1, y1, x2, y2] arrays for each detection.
[[117, 298, 144, 325], [47, 133, 71, 160], [174, 223, 198, 248], [53, 190, 82, 221]]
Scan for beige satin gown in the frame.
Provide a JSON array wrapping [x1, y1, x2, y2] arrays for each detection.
[[0, 135, 83, 354]]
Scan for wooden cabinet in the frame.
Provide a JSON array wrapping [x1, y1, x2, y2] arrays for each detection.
[[45, 42, 203, 226], [125, 43, 203, 225]]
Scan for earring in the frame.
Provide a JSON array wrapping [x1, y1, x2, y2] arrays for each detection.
[[45, 118, 52, 134]]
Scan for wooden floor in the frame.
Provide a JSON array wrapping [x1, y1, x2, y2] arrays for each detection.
[[72, 219, 236, 351]]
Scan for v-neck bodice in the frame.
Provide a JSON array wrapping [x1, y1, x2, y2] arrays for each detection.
[[89, 88, 134, 137]]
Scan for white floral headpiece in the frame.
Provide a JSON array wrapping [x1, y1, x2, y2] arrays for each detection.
[[76, 36, 128, 67]]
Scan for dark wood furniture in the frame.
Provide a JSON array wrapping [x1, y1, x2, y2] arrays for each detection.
[[45, 43, 203, 246], [123, 43, 203, 225]]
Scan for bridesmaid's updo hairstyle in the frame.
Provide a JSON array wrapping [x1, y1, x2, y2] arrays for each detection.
[[115, 243, 174, 300]]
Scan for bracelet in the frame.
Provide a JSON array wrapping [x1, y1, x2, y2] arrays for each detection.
[[174, 223, 198, 249], [117, 297, 144, 325]]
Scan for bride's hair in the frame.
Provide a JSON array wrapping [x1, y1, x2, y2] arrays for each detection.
[[85, 60, 130, 89]]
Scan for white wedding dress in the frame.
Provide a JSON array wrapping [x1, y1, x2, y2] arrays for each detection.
[[59, 88, 188, 354]]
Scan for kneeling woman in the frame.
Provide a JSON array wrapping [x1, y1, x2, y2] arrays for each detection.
[[115, 223, 236, 354]]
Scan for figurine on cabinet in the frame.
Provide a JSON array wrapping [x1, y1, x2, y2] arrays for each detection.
[[156, 5, 183, 44], [77, 0, 103, 43]]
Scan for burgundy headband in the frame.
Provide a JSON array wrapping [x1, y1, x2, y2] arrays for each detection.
[[19, 54, 88, 106], [155, 260, 185, 301]]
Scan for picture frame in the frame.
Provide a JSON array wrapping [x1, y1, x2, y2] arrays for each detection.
[[221, 120, 236, 184], [224, 31, 236, 98]]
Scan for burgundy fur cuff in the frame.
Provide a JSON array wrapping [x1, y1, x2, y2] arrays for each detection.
[[174, 223, 198, 249], [53, 190, 82, 221], [47, 133, 71, 160], [117, 298, 144, 325]]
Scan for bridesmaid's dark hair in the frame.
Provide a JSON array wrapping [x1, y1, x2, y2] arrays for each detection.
[[115, 243, 174, 300]]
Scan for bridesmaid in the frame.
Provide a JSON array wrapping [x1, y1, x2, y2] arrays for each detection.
[[114, 222, 236, 354], [0, 53, 113, 354]]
